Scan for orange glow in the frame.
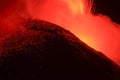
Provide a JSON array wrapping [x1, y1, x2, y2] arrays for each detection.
[[64, 0, 93, 15], [64, 0, 84, 15]]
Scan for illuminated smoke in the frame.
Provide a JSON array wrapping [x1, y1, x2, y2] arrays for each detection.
[[0, 0, 30, 36]]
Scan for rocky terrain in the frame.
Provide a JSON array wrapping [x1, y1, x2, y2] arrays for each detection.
[[0, 19, 120, 80]]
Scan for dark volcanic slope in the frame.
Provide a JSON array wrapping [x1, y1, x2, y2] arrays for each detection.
[[0, 19, 120, 80]]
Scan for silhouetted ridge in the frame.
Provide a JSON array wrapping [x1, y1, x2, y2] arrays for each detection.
[[0, 19, 120, 80]]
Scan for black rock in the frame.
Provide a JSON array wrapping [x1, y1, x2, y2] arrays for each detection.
[[0, 19, 120, 80]]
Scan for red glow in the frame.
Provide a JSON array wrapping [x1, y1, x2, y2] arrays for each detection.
[[0, 0, 120, 64]]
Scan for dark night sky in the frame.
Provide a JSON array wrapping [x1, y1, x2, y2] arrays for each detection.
[[93, 0, 120, 24]]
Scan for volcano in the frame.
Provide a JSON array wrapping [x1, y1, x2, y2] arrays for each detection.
[[0, 19, 120, 80]]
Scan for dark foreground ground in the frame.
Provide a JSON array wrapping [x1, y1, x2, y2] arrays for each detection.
[[0, 19, 120, 80]]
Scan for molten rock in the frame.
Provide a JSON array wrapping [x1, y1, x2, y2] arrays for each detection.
[[0, 19, 120, 80]]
